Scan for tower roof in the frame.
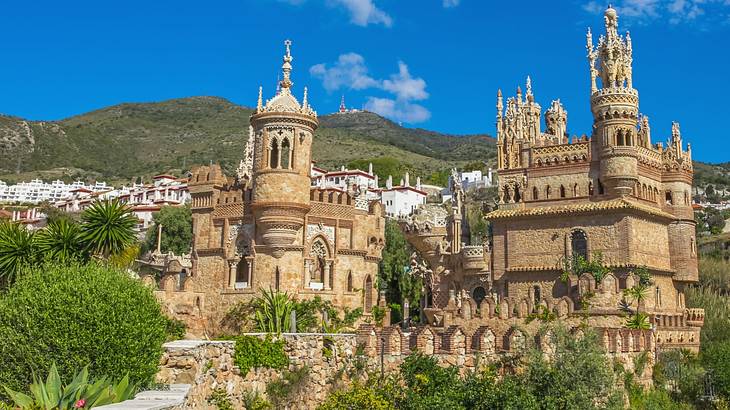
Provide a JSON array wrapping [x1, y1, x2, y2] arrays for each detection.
[[256, 40, 317, 117]]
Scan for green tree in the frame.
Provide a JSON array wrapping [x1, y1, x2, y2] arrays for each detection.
[[80, 200, 138, 259], [142, 205, 192, 255], [35, 219, 87, 264], [378, 219, 421, 322], [0, 262, 167, 397], [523, 328, 622, 409], [0, 222, 36, 287]]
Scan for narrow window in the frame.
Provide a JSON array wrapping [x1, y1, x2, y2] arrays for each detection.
[[589, 181, 594, 196], [532, 187, 539, 200], [571, 229, 588, 260], [665, 191, 673, 205], [533, 285, 541, 306], [280, 138, 291, 169], [269, 138, 279, 168], [546, 186, 551, 199], [347, 271, 353, 292], [560, 185, 566, 198]]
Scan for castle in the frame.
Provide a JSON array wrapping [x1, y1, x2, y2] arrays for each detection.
[[401, 6, 702, 352], [154, 40, 385, 336], [154, 7, 703, 354]]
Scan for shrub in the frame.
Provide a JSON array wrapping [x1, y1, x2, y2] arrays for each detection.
[[703, 341, 730, 401], [318, 381, 395, 410], [164, 317, 187, 341], [233, 335, 289, 375], [3, 364, 136, 410], [0, 262, 168, 397]]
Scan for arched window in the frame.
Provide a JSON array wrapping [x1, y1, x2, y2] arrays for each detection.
[[269, 138, 279, 168], [275, 266, 281, 291], [598, 179, 605, 195], [589, 181, 594, 196], [532, 187, 539, 200], [280, 138, 291, 169], [514, 186, 521, 202], [364, 275, 373, 311], [545, 186, 551, 199], [616, 129, 625, 146], [533, 285, 541, 306], [573, 183, 578, 197], [310, 239, 328, 283], [571, 229, 588, 260], [473, 287, 486, 308], [665, 191, 673, 205], [626, 131, 633, 146], [559, 185, 566, 198], [347, 271, 353, 292]]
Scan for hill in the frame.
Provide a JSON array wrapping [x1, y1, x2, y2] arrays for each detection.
[[0, 97, 496, 186]]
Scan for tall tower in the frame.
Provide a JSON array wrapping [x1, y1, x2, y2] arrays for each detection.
[[250, 40, 318, 257], [588, 6, 639, 197]]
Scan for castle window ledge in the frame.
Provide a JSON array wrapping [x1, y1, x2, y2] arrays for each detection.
[[234, 282, 249, 290], [309, 282, 325, 290], [299, 289, 335, 296], [220, 288, 255, 295]]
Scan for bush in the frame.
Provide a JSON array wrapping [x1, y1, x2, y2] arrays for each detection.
[[164, 317, 187, 341], [703, 341, 730, 401], [318, 381, 395, 410], [0, 262, 168, 397], [232, 335, 289, 375]]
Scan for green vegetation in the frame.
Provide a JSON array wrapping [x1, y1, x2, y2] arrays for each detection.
[[3, 364, 136, 410], [0, 98, 496, 186], [0, 262, 168, 397], [0, 200, 139, 288], [319, 328, 624, 410], [232, 335, 289, 375], [265, 366, 310, 408], [207, 387, 234, 410], [560, 252, 610, 283], [254, 288, 295, 334], [378, 219, 421, 324], [142, 205, 193, 255]]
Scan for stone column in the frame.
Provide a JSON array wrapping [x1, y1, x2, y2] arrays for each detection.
[[324, 261, 331, 290], [228, 261, 237, 289], [246, 260, 253, 288], [304, 260, 311, 288]]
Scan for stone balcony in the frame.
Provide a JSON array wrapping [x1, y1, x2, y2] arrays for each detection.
[[461, 245, 489, 271]]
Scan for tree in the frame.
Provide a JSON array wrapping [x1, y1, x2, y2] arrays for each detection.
[[142, 205, 192, 255], [0, 262, 167, 397], [0, 221, 36, 287], [80, 200, 138, 259], [378, 219, 421, 322], [35, 219, 87, 264]]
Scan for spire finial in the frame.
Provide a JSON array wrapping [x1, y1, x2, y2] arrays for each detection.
[[302, 86, 309, 108], [279, 39, 294, 92], [257, 86, 263, 112], [526, 75, 532, 96]]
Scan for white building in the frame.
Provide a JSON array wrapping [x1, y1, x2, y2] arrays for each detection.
[[309, 162, 425, 218], [0, 179, 111, 204], [442, 168, 494, 203], [380, 173, 427, 218], [55, 174, 190, 234]]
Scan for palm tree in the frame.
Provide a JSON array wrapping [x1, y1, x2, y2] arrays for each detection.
[[35, 219, 87, 263], [80, 200, 138, 260], [621, 283, 650, 330], [0, 221, 36, 287]]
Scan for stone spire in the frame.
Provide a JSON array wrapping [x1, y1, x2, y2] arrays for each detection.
[[279, 39, 293, 93], [589, 5, 634, 91], [256, 40, 317, 117]]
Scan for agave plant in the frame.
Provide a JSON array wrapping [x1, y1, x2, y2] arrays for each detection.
[[254, 288, 294, 334], [3, 364, 136, 409], [0, 221, 36, 287], [80, 200, 138, 259], [622, 283, 650, 329], [35, 219, 88, 264]]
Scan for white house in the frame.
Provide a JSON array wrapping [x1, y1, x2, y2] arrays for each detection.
[[0, 179, 111, 204], [380, 173, 427, 218]]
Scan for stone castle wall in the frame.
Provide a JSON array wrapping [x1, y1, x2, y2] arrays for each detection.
[[152, 325, 655, 409]]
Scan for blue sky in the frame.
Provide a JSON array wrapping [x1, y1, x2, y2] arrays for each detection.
[[1, 0, 729, 162]]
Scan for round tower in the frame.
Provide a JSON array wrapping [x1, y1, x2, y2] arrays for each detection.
[[250, 40, 318, 257], [588, 6, 639, 197]]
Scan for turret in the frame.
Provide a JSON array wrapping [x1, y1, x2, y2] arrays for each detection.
[[250, 40, 318, 257], [588, 6, 639, 197]]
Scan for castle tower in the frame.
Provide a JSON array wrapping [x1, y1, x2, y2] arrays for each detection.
[[588, 6, 639, 197], [250, 40, 318, 257]]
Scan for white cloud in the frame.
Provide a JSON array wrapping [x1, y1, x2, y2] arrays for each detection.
[[309, 53, 379, 92], [583, 0, 730, 25], [328, 0, 393, 27], [310, 54, 431, 123], [382, 62, 429, 101], [443, 0, 460, 7], [364, 97, 431, 123]]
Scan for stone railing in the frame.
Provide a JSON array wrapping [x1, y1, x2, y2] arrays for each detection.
[[96, 384, 190, 410]]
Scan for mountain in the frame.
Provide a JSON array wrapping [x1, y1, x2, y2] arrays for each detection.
[[0, 97, 496, 186]]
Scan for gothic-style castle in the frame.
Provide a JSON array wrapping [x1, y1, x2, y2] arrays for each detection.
[[401, 6, 702, 352]]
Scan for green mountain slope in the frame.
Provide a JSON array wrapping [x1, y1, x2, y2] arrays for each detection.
[[0, 97, 495, 186]]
